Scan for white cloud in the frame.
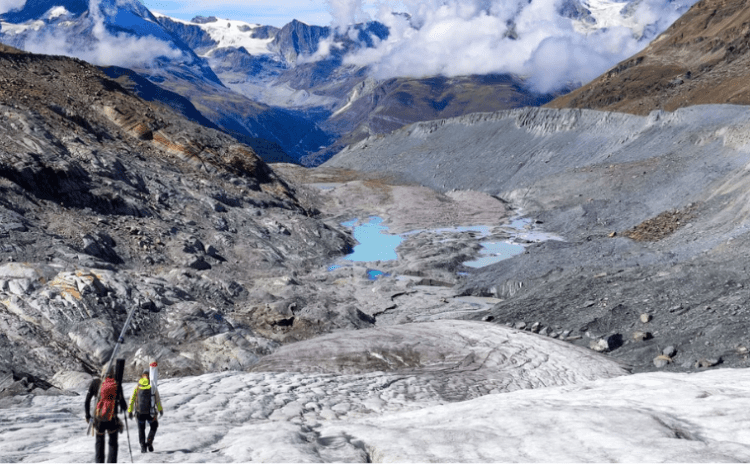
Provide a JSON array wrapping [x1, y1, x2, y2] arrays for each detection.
[[20, 0, 184, 68], [330, 0, 695, 93], [326, 0, 369, 30], [0, 0, 25, 15]]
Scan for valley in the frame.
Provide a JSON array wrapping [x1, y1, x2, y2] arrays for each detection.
[[3, 0, 750, 461]]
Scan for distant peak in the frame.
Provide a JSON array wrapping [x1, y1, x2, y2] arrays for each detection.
[[0, 0, 89, 22], [191, 15, 218, 24]]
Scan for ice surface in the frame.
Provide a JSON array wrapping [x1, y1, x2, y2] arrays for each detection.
[[2, 321, 750, 462]]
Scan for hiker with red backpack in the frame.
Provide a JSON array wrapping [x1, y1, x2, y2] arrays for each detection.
[[127, 369, 163, 453], [84, 367, 128, 463]]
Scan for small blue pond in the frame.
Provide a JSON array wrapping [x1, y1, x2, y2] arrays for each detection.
[[342, 217, 403, 262], [332, 215, 556, 272], [367, 269, 390, 280], [463, 241, 525, 268]]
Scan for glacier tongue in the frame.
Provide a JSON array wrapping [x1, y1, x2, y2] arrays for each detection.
[[2, 321, 750, 462]]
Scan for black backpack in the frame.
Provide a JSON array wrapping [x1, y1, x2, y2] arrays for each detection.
[[137, 385, 152, 415]]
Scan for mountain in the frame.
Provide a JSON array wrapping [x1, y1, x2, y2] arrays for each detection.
[[0, 1, 327, 163], [305, 74, 557, 165], [547, 0, 750, 114], [6, 44, 750, 464], [325, 103, 750, 371], [0, 43, 357, 381], [0, 0, 703, 165], [155, 14, 561, 164], [0, 0, 221, 83]]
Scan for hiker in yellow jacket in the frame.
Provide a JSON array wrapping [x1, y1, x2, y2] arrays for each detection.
[[127, 369, 163, 453]]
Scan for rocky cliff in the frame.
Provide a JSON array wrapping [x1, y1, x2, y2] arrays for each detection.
[[0, 44, 355, 386]]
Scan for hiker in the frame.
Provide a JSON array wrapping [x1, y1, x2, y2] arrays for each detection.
[[84, 366, 128, 463], [128, 369, 163, 453]]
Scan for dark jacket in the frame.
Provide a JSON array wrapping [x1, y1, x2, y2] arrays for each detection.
[[85, 377, 127, 423], [128, 378, 163, 417]]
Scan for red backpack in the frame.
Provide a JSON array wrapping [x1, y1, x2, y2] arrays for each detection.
[[95, 378, 118, 422]]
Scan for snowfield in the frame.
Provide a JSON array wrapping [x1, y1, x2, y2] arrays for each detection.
[[2, 321, 749, 462], [152, 13, 274, 56]]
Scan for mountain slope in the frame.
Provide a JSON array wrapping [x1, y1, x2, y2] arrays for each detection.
[[0, 1, 329, 163], [306, 74, 557, 165], [325, 104, 750, 370], [547, 0, 750, 114], [0, 44, 354, 381]]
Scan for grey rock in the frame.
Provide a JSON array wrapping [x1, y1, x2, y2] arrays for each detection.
[[186, 256, 212, 270], [325, 104, 750, 373], [8, 278, 34, 296], [695, 358, 721, 369], [589, 334, 623, 353]]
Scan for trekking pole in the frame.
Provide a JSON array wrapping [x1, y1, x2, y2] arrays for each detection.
[[124, 413, 134, 463], [86, 300, 140, 435]]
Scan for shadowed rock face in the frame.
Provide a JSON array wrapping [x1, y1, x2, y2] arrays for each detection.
[[547, 0, 750, 114], [0, 45, 356, 383]]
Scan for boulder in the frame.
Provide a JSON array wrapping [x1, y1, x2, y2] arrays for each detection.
[[589, 334, 623, 353], [695, 358, 721, 369], [51, 370, 93, 392], [68, 320, 115, 364], [662, 346, 677, 357]]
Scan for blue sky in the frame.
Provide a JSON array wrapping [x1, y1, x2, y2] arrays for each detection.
[[140, 0, 368, 27]]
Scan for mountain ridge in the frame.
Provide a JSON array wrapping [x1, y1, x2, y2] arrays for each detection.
[[1, 0, 700, 164], [547, 0, 750, 114]]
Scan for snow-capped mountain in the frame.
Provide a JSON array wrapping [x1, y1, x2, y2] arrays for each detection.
[[0, 0, 700, 164], [0, 0, 324, 163], [152, 14, 279, 57]]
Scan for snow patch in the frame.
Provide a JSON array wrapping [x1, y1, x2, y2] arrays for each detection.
[[46, 6, 70, 20], [155, 12, 273, 55]]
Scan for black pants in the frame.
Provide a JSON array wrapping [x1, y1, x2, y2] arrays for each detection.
[[137, 414, 158, 447], [95, 419, 119, 463]]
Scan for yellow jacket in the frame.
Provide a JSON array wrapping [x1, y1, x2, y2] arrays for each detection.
[[127, 378, 163, 415]]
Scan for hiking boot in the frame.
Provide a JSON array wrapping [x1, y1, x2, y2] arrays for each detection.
[[148, 442, 154, 452], [140, 445, 147, 453]]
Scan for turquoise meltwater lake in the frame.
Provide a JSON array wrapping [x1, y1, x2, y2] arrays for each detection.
[[341, 217, 404, 262], [334, 215, 560, 270]]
